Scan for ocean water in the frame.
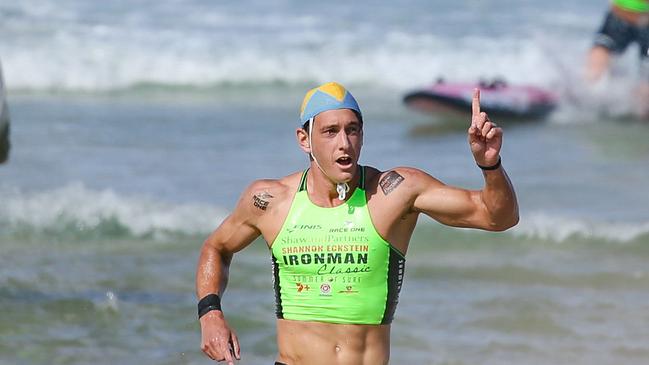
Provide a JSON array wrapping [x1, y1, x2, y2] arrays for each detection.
[[1, 1, 649, 364]]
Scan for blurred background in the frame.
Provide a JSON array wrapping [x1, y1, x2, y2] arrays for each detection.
[[1, 1, 648, 364]]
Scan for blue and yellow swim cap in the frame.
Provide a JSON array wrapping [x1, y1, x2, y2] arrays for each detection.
[[299, 82, 362, 124]]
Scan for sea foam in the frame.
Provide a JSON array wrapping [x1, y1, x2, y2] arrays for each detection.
[[0, 183, 226, 239]]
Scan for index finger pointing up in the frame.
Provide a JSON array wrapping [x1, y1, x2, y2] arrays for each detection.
[[472, 88, 480, 116]]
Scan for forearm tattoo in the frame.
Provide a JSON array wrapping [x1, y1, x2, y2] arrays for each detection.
[[379, 171, 404, 195], [253, 191, 273, 211]]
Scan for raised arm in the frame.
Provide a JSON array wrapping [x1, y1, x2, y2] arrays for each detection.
[[411, 89, 518, 231], [196, 182, 265, 364]]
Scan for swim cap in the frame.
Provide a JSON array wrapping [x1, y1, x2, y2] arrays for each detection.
[[299, 82, 362, 124]]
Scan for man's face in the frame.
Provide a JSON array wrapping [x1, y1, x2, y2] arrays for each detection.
[[309, 108, 363, 183]]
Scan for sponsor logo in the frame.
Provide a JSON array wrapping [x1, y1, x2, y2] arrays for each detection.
[[328, 225, 365, 233], [320, 283, 331, 296], [338, 285, 358, 294], [287, 224, 322, 234], [296, 282, 310, 292]]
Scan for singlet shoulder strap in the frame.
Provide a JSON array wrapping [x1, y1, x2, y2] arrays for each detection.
[[298, 168, 309, 192]]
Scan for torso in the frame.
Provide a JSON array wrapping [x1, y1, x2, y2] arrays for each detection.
[[252, 166, 419, 364], [276, 320, 390, 365]]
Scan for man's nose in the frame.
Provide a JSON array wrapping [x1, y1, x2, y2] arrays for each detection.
[[337, 131, 351, 149]]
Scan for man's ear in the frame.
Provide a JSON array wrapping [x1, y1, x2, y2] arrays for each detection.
[[296, 128, 311, 154]]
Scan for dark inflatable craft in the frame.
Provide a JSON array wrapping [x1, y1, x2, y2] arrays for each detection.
[[404, 79, 558, 120]]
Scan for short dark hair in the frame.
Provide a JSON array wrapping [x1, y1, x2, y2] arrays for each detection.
[[301, 110, 363, 132]]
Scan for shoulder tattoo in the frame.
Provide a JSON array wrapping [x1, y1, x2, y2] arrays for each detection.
[[379, 171, 404, 196], [252, 191, 274, 211]]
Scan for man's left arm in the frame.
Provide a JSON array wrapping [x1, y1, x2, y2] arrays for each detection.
[[467, 88, 518, 230], [410, 89, 518, 231]]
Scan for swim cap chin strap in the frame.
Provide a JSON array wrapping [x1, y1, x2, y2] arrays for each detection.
[[308, 117, 350, 201]]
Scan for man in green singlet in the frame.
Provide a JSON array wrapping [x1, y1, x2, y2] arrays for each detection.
[[195, 82, 519, 365], [586, 0, 649, 117]]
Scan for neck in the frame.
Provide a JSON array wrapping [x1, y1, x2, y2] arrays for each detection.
[[306, 164, 360, 207]]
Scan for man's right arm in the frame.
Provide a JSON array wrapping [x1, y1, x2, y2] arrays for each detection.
[[196, 182, 266, 363]]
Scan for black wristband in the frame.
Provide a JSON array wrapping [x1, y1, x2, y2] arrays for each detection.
[[198, 294, 222, 319], [477, 157, 501, 171]]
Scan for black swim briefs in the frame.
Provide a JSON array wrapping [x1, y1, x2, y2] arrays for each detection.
[[594, 10, 649, 59]]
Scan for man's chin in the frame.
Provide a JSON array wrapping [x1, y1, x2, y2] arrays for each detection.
[[331, 164, 357, 182]]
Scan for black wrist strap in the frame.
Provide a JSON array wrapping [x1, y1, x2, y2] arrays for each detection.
[[477, 157, 501, 171], [198, 294, 222, 319]]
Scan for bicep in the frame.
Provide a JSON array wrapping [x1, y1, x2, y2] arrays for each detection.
[[413, 178, 487, 228], [205, 215, 260, 255], [203, 184, 265, 256]]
